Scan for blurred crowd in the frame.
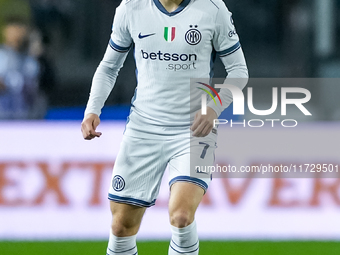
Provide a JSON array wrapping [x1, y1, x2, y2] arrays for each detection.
[[0, 16, 43, 119], [0, 0, 66, 119]]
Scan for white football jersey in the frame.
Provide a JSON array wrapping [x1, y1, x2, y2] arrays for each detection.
[[92, 0, 242, 138]]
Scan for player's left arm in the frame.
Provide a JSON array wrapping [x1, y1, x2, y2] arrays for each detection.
[[206, 48, 248, 119], [191, 50, 248, 137], [191, 3, 248, 137]]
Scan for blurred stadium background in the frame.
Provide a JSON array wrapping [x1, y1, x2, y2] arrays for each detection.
[[0, 0, 340, 254]]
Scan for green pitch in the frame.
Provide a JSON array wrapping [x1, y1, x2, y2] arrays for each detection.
[[0, 241, 339, 255]]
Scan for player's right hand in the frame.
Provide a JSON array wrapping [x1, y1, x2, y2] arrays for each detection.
[[81, 113, 102, 140]]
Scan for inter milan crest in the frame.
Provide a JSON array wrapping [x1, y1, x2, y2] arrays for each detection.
[[164, 27, 176, 42], [112, 175, 125, 192], [185, 25, 201, 45]]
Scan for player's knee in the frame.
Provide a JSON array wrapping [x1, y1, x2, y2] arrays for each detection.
[[170, 210, 193, 228], [111, 216, 138, 237], [111, 221, 132, 237]]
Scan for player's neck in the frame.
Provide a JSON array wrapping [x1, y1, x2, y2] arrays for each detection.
[[159, 0, 184, 12]]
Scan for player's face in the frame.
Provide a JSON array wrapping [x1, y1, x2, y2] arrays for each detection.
[[3, 24, 29, 51]]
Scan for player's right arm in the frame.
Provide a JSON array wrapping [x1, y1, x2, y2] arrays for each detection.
[[208, 2, 249, 118], [82, 1, 132, 140]]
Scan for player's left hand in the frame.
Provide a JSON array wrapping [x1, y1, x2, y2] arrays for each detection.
[[191, 107, 217, 137]]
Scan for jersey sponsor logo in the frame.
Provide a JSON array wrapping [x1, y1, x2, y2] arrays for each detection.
[[138, 32, 156, 39], [185, 25, 202, 45], [141, 50, 197, 62], [141, 50, 198, 71], [112, 175, 125, 192], [164, 27, 176, 42]]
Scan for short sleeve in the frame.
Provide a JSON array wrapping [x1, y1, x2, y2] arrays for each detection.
[[109, 2, 133, 53], [213, 3, 241, 57]]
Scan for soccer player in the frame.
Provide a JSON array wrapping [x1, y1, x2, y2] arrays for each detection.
[[81, 0, 248, 254], [0, 17, 40, 119]]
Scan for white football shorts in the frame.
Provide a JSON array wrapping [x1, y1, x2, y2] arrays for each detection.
[[108, 132, 217, 207]]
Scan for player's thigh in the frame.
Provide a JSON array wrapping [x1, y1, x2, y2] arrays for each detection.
[[168, 134, 217, 193], [169, 181, 204, 214], [109, 135, 167, 207], [110, 201, 146, 235]]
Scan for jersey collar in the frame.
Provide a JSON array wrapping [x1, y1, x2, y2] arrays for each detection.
[[153, 0, 191, 17]]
